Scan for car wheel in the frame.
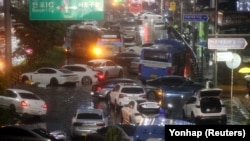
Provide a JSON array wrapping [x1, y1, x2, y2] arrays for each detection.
[[105, 72, 109, 78], [221, 118, 227, 125], [50, 78, 58, 87], [118, 70, 123, 78], [21, 76, 29, 83], [191, 112, 197, 124], [147, 91, 156, 101], [9, 104, 16, 115], [182, 109, 186, 119], [82, 76, 92, 85]]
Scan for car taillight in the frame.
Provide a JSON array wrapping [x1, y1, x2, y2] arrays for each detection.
[[94, 85, 102, 91], [139, 94, 146, 98], [96, 122, 105, 126], [119, 94, 127, 98], [73, 122, 83, 126], [134, 113, 141, 116], [195, 105, 200, 108], [20, 101, 28, 107], [42, 104, 48, 109]]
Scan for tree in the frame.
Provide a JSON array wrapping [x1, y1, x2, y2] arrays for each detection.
[[11, 4, 76, 66]]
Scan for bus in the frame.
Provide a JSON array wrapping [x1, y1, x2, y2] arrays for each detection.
[[94, 28, 123, 58], [62, 22, 100, 59], [129, 0, 143, 16], [62, 23, 122, 59], [139, 39, 196, 80]]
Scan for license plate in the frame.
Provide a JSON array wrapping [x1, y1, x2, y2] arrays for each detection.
[[129, 96, 138, 100], [82, 132, 87, 136], [150, 74, 157, 78]]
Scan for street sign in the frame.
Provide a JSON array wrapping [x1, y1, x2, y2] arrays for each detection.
[[29, 0, 104, 20], [183, 14, 209, 22], [208, 38, 248, 49], [216, 52, 232, 62]]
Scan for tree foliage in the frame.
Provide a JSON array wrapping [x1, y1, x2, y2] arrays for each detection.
[[11, 4, 76, 65]]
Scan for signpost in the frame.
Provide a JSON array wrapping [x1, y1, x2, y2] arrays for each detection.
[[29, 0, 104, 20], [183, 14, 209, 22], [208, 38, 248, 49]]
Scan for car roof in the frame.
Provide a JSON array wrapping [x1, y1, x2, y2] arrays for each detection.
[[97, 78, 137, 85], [76, 108, 104, 114], [63, 64, 88, 67], [7, 88, 34, 94], [88, 59, 110, 62]]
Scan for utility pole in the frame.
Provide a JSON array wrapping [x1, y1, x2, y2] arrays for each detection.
[[4, 0, 12, 84]]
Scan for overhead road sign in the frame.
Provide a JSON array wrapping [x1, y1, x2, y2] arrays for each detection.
[[208, 38, 248, 49], [183, 14, 209, 22], [29, 0, 104, 20]]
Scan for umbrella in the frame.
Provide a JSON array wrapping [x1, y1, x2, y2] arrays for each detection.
[[239, 67, 250, 74], [244, 75, 250, 81]]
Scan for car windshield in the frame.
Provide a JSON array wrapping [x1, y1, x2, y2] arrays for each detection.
[[32, 128, 56, 140], [19, 93, 40, 100], [121, 88, 144, 94], [77, 113, 103, 119]]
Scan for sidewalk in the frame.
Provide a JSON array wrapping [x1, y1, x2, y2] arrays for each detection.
[[218, 84, 250, 124]]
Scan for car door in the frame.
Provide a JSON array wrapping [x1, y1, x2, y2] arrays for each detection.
[[32, 68, 49, 84], [4, 90, 18, 109], [106, 61, 119, 77], [183, 97, 197, 118]]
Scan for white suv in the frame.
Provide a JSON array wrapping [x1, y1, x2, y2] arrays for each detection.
[[109, 83, 147, 111], [182, 88, 227, 124]]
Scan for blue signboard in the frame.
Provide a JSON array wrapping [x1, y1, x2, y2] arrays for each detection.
[[183, 14, 209, 22]]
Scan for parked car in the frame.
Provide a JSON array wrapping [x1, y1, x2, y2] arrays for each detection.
[[109, 83, 147, 111], [111, 52, 140, 66], [127, 57, 140, 74], [138, 12, 163, 21], [90, 78, 138, 99], [20, 67, 79, 86], [0, 124, 67, 141], [142, 75, 205, 116], [153, 21, 166, 30], [120, 100, 162, 124], [86, 59, 124, 79], [62, 64, 99, 85], [133, 117, 194, 141], [70, 107, 108, 138], [125, 42, 154, 54], [86, 124, 137, 141], [182, 88, 227, 124], [0, 88, 47, 118]]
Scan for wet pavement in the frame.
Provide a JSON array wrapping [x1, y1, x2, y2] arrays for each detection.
[[219, 84, 250, 125]]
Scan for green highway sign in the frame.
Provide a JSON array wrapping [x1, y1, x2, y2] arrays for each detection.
[[29, 0, 104, 20]]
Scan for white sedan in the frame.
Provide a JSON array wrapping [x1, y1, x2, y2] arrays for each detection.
[[20, 67, 79, 86], [138, 12, 163, 21], [62, 64, 99, 85], [125, 42, 154, 54], [0, 88, 47, 117], [86, 59, 124, 79]]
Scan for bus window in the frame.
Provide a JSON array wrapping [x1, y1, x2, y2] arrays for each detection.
[[95, 28, 123, 58]]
